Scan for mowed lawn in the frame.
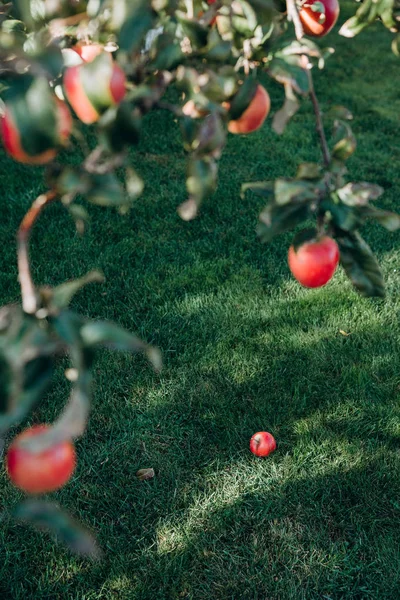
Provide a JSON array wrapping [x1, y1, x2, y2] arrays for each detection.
[[1, 5, 400, 600]]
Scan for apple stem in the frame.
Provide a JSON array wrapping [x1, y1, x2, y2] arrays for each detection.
[[18, 191, 58, 315]]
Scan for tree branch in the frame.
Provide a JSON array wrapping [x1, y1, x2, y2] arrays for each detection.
[[18, 191, 58, 315], [306, 67, 331, 168], [287, 0, 331, 168], [286, 0, 304, 40]]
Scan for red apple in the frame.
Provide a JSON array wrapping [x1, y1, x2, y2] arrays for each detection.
[[288, 235, 339, 288], [63, 52, 126, 125], [72, 42, 104, 63], [6, 424, 76, 494], [227, 85, 271, 134], [0, 97, 72, 165], [299, 0, 340, 38], [250, 432, 276, 457]]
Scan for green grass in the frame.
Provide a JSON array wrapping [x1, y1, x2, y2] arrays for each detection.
[[1, 5, 400, 599]]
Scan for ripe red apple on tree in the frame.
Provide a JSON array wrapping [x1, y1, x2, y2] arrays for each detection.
[[227, 85, 271, 134], [71, 42, 104, 63], [6, 425, 76, 494], [299, 0, 340, 37], [0, 97, 72, 165], [288, 235, 339, 288], [63, 50, 126, 125], [250, 432, 277, 457]]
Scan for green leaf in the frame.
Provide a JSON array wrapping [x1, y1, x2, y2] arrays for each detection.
[[80, 321, 162, 371], [86, 174, 127, 207], [101, 102, 142, 152], [113, 0, 154, 53], [257, 201, 311, 243], [339, 0, 379, 37], [322, 199, 360, 232], [272, 95, 300, 135], [360, 206, 400, 232], [268, 58, 309, 95], [19, 370, 92, 452], [192, 113, 226, 157], [335, 230, 385, 297], [336, 182, 384, 206], [274, 178, 320, 205], [0, 307, 55, 434], [13, 501, 101, 559], [296, 162, 322, 180], [67, 204, 90, 235], [292, 227, 318, 251], [241, 181, 274, 199], [80, 53, 117, 115], [125, 167, 144, 200], [227, 78, 258, 121], [185, 156, 218, 209], [177, 13, 209, 48], [153, 33, 183, 69], [50, 271, 105, 311], [332, 120, 357, 161]]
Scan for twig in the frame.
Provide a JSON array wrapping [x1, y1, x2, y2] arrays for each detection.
[[18, 191, 58, 314], [286, 0, 304, 40], [306, 68, 331, 168], [83, 146, 127, 174], [287, 0, 330, 168]]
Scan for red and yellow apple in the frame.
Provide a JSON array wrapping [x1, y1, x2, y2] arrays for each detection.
[[63, 50, 126, 125], [0, 95, 72, 165], [299, 0, 340, 37], [227, 84, 271, 134]]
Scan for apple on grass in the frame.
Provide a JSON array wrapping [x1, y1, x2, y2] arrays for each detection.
[[250, 432, 276, 457]]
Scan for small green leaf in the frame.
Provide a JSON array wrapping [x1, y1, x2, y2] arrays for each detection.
[[241, 181, 274, 199], [336, 182, 384, 206], [292, 228, 318, 251], [361, 206, 400, 232], [192, 113, 226, 157], [80, 321, 162, 371], [257, 202, 311, 243], [332, 120, 357, 161], [20, 370, 92, 452], [274, 178, 319, 205], [335, 230, 385, 297], [13, 501, 101, 559], [322, 199, 360, 232], [50, 271, 105, 311], [272, 96, 300, 135], [268, 58, 309, 95], [296, 162, 322, 180], [114, 0, 154, 53], [176, 13, 209, 48], [227, 78, 258, 121], [86, 174, 127, 207]]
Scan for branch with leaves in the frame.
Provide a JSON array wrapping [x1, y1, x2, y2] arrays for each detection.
[[0, 0, 399, 557]]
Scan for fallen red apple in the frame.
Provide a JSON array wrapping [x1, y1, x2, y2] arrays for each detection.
[[250, 431, 276, 457]]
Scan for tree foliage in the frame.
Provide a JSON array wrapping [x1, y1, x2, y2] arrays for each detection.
[[0, 0, 398, 555]]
